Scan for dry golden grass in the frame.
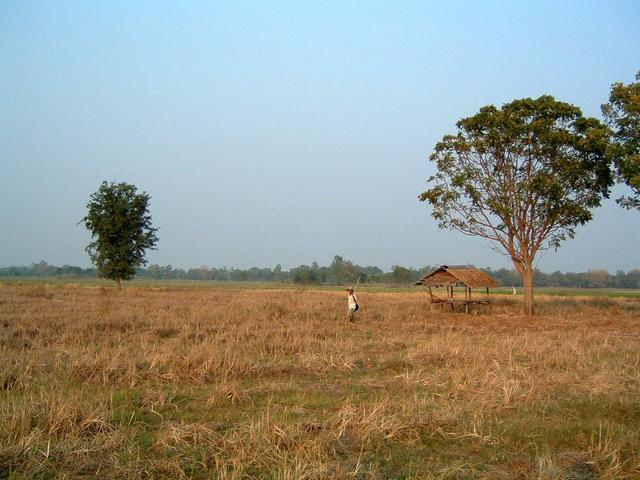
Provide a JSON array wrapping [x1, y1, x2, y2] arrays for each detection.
[[1, 282, 639, 479]]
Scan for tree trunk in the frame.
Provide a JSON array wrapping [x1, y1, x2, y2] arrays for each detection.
[[115, 277, 122, 291], [522, 266, 534, 316]]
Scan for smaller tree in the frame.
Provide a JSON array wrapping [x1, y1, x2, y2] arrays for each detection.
[[602, 71, 640, 210], [82, 181, 159, 290], [391, 265, 412, 284], [329, 255, 360, 284], [292, 265, 318, 284]]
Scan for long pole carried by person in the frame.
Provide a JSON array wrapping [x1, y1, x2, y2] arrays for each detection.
[[354, 274, 361, 292]]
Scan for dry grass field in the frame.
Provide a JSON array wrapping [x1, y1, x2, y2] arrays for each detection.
[[1, 282, 639, 479]]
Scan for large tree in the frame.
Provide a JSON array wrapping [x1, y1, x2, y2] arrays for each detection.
[[419, 96, 612, 315], [82, 181, 159, 290], [602, 71, 640, 210]]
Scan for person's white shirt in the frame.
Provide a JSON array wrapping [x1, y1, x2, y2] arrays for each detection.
[[348, 293, 358, 309]]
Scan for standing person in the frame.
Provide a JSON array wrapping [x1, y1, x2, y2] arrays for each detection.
[[346, 288, 359, 322]]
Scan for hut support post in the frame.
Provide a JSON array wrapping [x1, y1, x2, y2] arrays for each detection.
[[465, 286, 470, 314], [450, 285, 454, 311]]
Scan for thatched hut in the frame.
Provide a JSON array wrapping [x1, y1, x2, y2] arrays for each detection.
[[414, 265, 500, 312]]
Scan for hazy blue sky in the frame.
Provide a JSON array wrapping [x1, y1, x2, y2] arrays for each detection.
[[1, 1, 639, 272]]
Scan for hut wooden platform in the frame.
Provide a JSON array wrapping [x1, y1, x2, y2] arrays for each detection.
[[414, 265, 500, 313]]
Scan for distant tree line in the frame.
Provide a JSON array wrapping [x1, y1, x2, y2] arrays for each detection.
[[1, 257, 639, 289]]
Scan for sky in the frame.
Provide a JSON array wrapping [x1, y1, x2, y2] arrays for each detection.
[[1, 1, 639, 272]]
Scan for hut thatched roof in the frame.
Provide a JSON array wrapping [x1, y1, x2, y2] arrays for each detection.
[[414, 265, 500, 288]]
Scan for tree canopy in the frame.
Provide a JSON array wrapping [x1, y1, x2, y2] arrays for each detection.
[[82, 181, 159, 289], [419, 96, 612, 315], [602, 71, 640, 210]]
